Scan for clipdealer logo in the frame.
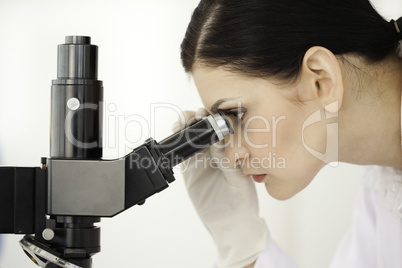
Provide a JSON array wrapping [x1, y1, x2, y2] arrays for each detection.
[[63, 101, 339, 168], [64, 102, 187, 156], [302, 101, 339, 167]]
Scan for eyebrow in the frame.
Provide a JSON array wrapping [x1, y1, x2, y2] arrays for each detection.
[[210, 98, 238, 114]]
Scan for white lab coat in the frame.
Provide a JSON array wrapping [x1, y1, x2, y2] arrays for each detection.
[[255, 165, 402, 268]]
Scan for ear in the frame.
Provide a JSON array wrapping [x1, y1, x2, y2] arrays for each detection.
[[299, 46, 343, 113]]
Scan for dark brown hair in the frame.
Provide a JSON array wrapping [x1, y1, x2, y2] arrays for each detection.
[[181, 0, 402, 82]]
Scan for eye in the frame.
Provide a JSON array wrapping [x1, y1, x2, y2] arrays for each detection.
[[219, 108, 247, 125]]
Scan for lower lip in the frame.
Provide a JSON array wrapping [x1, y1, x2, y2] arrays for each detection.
[[252, 174, 267, 183]]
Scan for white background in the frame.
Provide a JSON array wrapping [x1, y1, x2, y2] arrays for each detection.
[[0, 0, 400, 267]]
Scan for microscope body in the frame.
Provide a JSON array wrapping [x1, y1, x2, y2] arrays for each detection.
[[0, 36, 232, 268]]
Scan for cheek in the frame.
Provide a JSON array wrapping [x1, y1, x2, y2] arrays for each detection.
[[243, 111, 303, 159], [245, 109, 327, 199], [264, 160, 323, 200]]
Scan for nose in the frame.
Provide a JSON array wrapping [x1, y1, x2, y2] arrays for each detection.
[[224, 130, 249, 167]]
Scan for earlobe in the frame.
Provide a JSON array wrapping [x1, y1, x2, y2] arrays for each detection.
[[324, 100, 339, 114], [301, 46, 343, 112]]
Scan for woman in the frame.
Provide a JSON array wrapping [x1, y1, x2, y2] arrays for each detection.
[[176, 0, 402, 267]]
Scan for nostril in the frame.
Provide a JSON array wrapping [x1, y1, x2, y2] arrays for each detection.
[[234, 156, 247, 168], [235, 159, 242, 167]]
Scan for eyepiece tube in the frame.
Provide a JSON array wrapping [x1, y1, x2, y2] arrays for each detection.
[[50, 36, 103, 159], [157, 111, 233, 167]]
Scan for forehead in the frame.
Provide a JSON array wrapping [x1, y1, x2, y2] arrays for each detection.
[[192, 67, 284, 111], [192, 67, 249, 91], [193, 67, 253, 97], [192, 67, 242, 111]]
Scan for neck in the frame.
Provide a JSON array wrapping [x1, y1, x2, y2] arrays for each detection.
[[338, 55, 402, 168]]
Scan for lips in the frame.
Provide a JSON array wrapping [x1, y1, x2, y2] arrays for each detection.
[[251, 174, 267, 183]]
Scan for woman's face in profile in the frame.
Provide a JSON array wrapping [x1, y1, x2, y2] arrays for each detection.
[[192, 66, 333, 200]]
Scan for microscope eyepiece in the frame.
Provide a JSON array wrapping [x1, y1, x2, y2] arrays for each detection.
[[157, 112, 233, 167], [65, 36, 91, 45], [57, 36, 98, 79]]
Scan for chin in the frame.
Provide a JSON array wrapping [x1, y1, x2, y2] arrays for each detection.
[[264, 183, 298, 201]]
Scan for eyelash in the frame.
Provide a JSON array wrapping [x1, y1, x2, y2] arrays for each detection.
[[220, 108, 247, 125]]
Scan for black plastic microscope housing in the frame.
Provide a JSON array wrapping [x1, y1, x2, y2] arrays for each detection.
[[0, 36, 232, 268]]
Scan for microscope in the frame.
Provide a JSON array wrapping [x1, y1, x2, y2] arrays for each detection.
[[0, 36, 233, 268]]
